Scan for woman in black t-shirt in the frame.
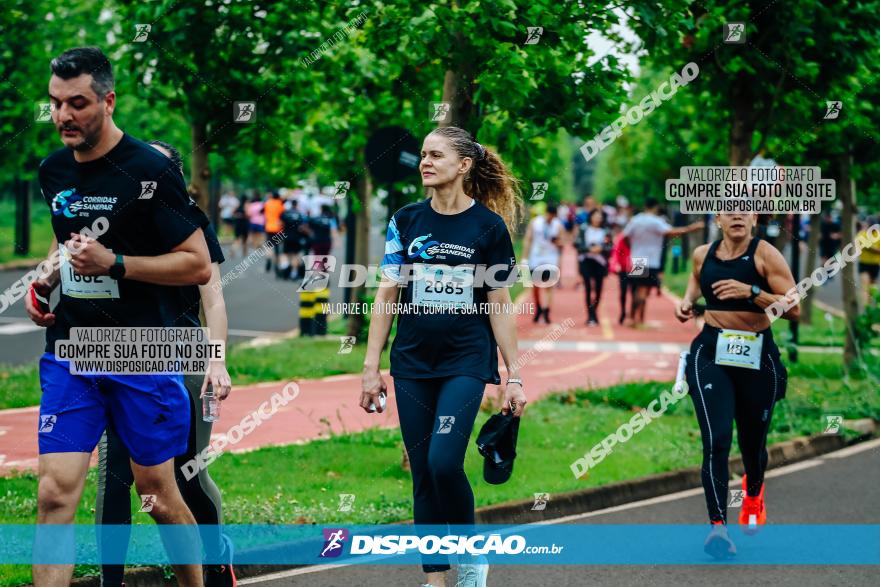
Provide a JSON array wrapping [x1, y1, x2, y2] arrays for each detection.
[[361, 126, 526, 587]]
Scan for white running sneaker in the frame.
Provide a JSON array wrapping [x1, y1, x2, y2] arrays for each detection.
[[703, 522, 737, 560], [455, 556, 489, 587]]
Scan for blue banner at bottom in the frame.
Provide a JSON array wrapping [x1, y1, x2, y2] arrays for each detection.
[[2, 524, 878, 565]]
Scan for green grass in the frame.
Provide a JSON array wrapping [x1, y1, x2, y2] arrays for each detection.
[[660, 257, 693, 302], [226, 317, 391, 386], [0, 363, 42, 410], [0, 198, 55, 265], [0, 351, 876, 586]]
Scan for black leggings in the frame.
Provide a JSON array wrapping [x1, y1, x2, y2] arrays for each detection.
[[618, 273, 628, 318], [394, 375, 486, 573], [685, 325, 787, 524], [578, 258, 606, 319], [96, 375, 224, 585]]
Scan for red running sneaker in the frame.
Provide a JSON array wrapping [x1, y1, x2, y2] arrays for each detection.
[[738, 475, 766, 535]]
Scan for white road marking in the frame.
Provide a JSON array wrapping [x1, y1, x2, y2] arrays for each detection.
[[0, 321, 43, 335], [0, 406, 40, 415], [238, 565, 348, 584], [228, 328, 291, 338], [822, 436, 880, 458]]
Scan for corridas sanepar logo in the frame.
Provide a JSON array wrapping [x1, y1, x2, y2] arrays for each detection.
[[407, 234, 440, 260], [51, 189, 83, 218]]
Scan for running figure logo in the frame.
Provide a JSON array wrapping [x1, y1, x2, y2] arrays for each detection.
[[824, 415, 843, 434], [431, 102, 450, 123], [35, 103, 54, 122], [723, 22, 745, 44], [338, 336, 356, 354], [319, 528, 349, 558], [234, 102, 256, 123], [524, 27, 543, 45], [298, 255, 335, 292], [139, 494, 157, 513], [629, 257, 648, 277], [333, 182, 350, 200], [824, 101, 842, 120], [728, 489, 745, 508], [437, 416, 455, 434], [139, 181, 157, 200], [531, 492, 550, 511], [133, 24, 151, 42], [38, 415, 57, 433], [530, 182, 548, 201], [337, 494, 356, 512]]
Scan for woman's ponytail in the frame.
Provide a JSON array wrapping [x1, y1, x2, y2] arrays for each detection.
[[428, 126, 524, 233]]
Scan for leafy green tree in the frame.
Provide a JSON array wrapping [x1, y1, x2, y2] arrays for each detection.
[[115, 0, 319, 210], [361, 0, 631, 207]]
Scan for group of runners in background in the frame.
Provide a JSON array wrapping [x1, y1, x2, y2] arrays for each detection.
[[218, 187, 340, 281], [524, 195, 702, 328], [525, 197, 879, 328]]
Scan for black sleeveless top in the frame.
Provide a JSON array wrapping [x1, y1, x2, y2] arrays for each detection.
[[700, 237, 770, 313]]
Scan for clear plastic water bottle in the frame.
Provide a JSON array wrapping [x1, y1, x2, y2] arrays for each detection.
[[673, 351, 690, 396], [202, 386, 220, 422]]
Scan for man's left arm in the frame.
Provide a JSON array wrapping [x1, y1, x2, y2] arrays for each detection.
[[67, 228, 211, 286], [66, 164, 210, 285]]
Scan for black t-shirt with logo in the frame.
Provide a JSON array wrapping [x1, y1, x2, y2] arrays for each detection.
[[308, 214, 335, 244], [176, 207, 225, 328], [38, 133, 203, 350], [380, 198, 517, 384]]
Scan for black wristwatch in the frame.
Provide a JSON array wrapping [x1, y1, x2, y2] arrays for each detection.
[[748, 284, 761, 303], [108, 254, 126, 280]]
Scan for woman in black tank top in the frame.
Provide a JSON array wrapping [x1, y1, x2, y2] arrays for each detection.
[[673, 213, 799, 560]]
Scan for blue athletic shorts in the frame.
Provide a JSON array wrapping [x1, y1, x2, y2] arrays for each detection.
[[38, 353, 190, 466]]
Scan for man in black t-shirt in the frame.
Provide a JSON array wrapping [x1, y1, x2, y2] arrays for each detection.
[[306, 204, 338, 257], [279, 199, 307, 280], [23, 47, 208, 587]]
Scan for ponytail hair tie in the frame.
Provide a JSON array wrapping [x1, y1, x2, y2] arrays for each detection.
[[474, 142, 487, 160]]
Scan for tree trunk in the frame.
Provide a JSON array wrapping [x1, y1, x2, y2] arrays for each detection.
[[440, 60, 476, 133], [190, 120, 210, 210], [346, 172, 372, 340], [14, 176, 30, 256], [835, 153, 859, 367], [729, 73, 755, 166], [800, 211, 822, 325]]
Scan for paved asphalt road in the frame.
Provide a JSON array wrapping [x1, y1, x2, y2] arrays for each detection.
[[239, 440, 880, 587]]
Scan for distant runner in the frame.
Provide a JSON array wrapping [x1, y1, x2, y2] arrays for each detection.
[[675, 212, 798, 559]]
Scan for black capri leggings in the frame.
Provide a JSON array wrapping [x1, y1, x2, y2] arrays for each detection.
[[685, 325, 787, 524], [394, 375, 486, 573]]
